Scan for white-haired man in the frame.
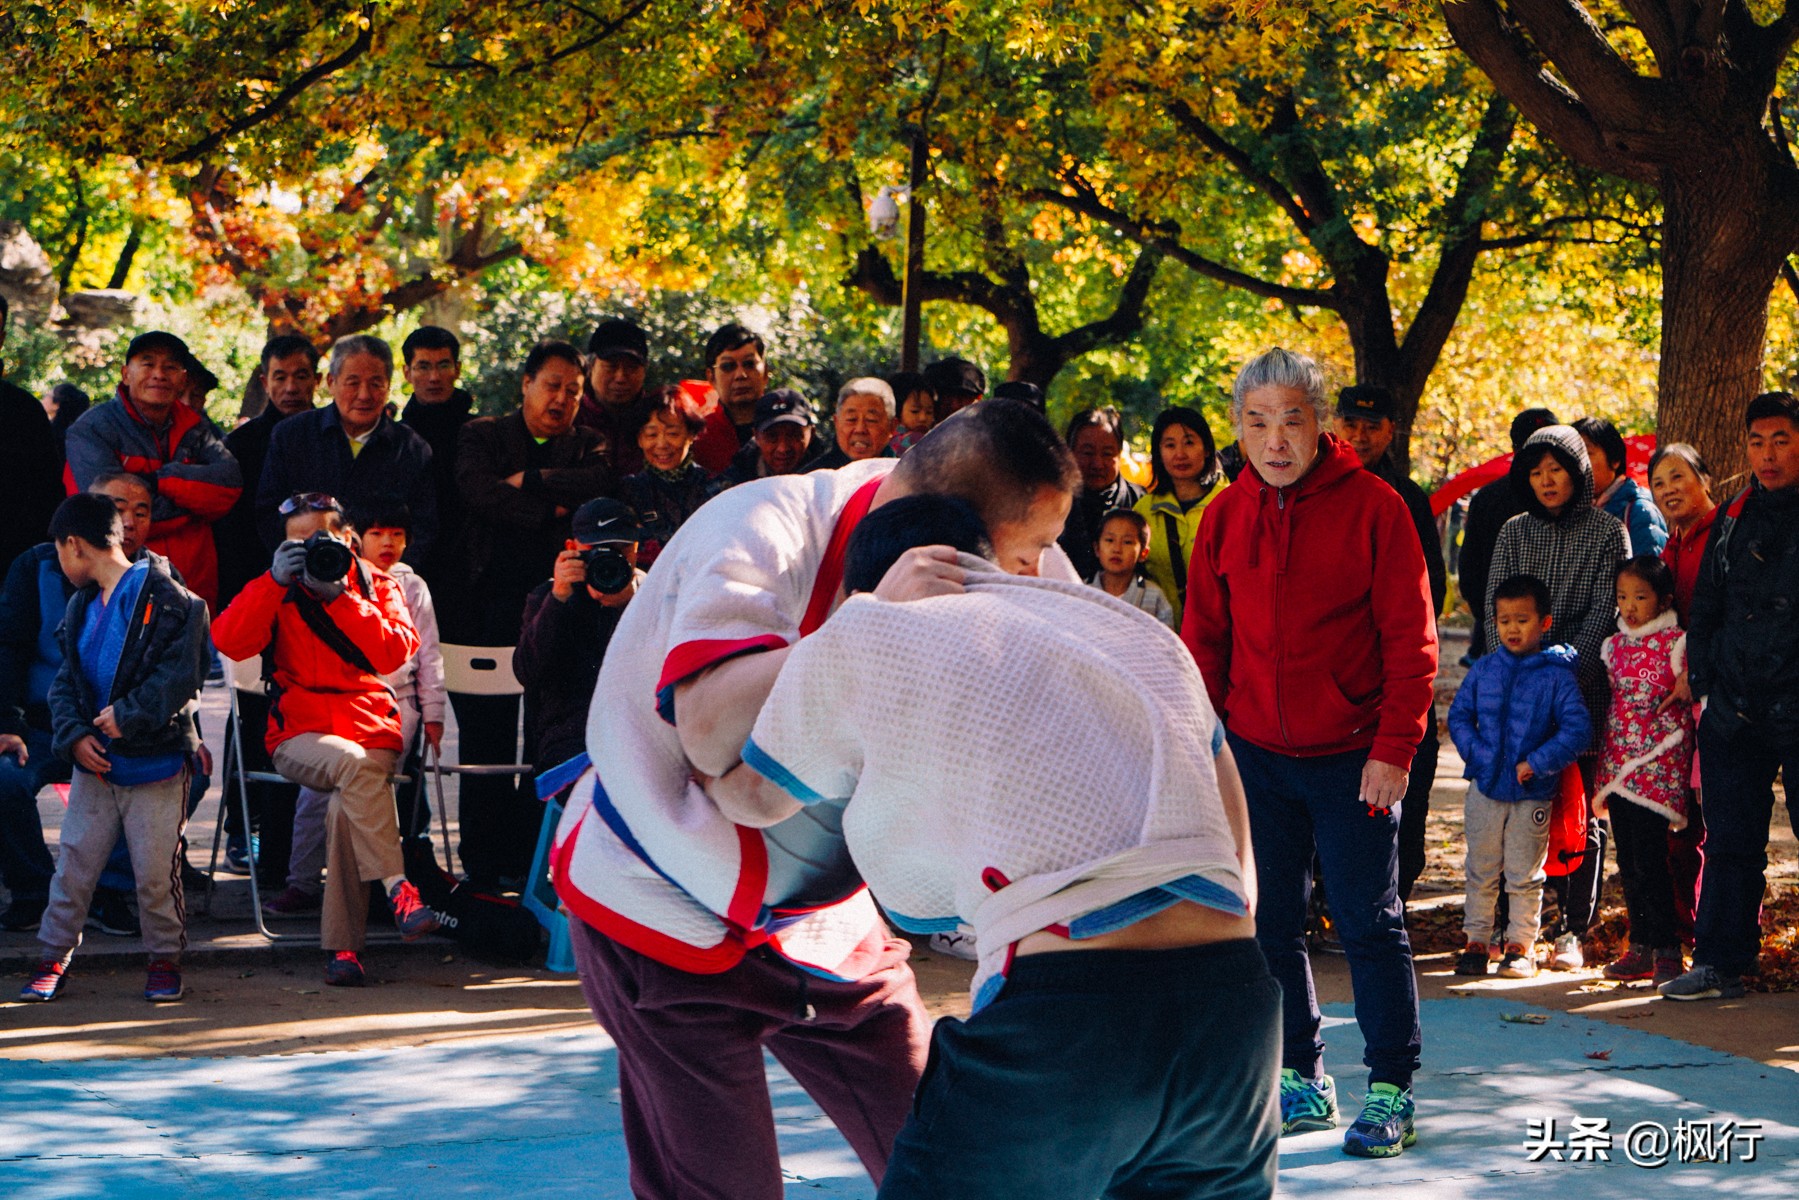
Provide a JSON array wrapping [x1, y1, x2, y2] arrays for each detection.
[[807, 378, 897, 471], [1182, 347, 1436, 1160]]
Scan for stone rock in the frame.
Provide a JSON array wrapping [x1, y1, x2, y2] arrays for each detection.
[[59, 289, 141, 329], [0, 220, 59, 321]]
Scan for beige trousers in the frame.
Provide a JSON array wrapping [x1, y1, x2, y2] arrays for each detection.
[[272, 734, 400, 952]]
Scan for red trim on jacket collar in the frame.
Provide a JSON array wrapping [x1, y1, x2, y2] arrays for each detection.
[[799, 474, 884, 636], [118, 386, 202, 456]]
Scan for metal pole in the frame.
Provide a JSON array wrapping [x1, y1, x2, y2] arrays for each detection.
[[900, 129, 927, 371]]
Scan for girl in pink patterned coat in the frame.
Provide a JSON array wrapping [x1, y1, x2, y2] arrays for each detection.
[[1595, 555, 1694, 985]]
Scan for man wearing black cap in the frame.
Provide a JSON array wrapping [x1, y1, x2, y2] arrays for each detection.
[[63, 331, 242, 610], [514, 497, 643, 793], [579, 317, 652, 475], [723, 388, 821, 484], [1335, 384, 1447, 903], [1460, 406, 1559, 659]]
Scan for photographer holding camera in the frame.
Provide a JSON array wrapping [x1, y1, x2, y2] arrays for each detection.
[[514, 499, 643, 798], [213, 492, 439, 987]]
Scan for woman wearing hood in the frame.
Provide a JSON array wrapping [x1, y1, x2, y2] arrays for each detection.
[[1485, 425, 1627, 972]]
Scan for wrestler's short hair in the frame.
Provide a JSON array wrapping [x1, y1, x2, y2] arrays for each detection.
[[843, 495, 991, 595], [889, 398, 1078, 525]]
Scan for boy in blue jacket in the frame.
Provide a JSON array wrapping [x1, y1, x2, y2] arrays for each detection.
[[1447, 573, 1591, 978]]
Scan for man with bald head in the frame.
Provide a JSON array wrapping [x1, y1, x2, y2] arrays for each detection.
[[556, 399, 1080, 1198]]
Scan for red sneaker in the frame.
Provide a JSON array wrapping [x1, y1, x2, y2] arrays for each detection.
[[324, 950, 365, 987], [387, 880, 440, 942]]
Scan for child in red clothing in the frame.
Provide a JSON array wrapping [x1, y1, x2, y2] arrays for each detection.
[[1594, 556, 1694, 985]]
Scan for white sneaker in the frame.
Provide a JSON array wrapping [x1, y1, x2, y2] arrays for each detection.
[[929, 927, 978, 961], [1549, 933, 1584, 971]]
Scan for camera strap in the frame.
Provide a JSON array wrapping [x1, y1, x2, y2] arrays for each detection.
[[286, 560, 382, 678]]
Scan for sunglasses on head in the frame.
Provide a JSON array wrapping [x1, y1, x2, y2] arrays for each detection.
[[278, 492, 344, 516]]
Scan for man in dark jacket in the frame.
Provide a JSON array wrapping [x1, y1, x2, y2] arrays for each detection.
[[258, 335, 438, 564], [1184, 348, 1435, 1160], [399, 326, 473, 585], [722, 389, 822, 485], [1459, 406, 1558, 658], [1333, 385, 1446, 903], [0, 295, 64, 573], [1663, 390, 1799, 1002], [578, 317, 651, 475], [445, 340, 612, 885], [1057, 407, 1146, 581], [513, 499, 641, 787], [216, 334, 320, 608]]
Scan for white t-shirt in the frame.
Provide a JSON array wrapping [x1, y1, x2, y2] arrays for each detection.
[[745, 560, 1248, 1006]]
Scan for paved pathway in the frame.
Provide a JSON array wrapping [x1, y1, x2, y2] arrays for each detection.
[[5, 996, 1795, 1199]]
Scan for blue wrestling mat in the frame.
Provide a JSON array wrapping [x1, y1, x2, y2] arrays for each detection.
[[2, 998, 1795, 1199]]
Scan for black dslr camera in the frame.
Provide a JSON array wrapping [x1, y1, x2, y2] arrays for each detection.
[[580, 545, 634, 594], [302, 531, 354, 583]]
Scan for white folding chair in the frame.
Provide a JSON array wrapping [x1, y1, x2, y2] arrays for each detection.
[[433, 644, 535, 878], [213, 654, 413, 944]]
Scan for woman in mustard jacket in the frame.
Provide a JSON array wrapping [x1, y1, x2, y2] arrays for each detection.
[[1134, 406, 1222, 614]]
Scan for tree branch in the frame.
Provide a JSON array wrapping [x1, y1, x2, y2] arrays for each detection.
[[1442, 0, 1658, 181], [1164, 97, 1316, 233], [1508, 0, 1658, 125], [1396, 92, 1517, 393], [1044, 244, 1165, 361], [1030, 186, 1337, 310], [1783, 256, 1799, 305], [1618, 0, 1680, 69], [168, 7, 373, 165]]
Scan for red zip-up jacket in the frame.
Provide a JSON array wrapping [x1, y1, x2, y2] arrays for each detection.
[[63, 391, 242, 610], [1182, 435, 1437, 770], [212, 565, 420, 754]]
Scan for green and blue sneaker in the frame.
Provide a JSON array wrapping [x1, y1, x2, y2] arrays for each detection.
[[1279, 1067, 1338, 1135], [1343, 1083, 1416, 1158]]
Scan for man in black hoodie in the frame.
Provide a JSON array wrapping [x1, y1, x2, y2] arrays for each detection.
[[1664, 391, 1799, 1002]]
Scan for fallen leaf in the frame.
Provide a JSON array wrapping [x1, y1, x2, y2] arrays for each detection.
[[1501, 1012, 1550, 1024], [1584, 1049, 1613, 1060]]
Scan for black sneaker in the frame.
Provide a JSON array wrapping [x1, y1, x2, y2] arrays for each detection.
[[1, 895, 47, 932], [1454, 943, 1493, 976], [86, 890, 140, 937]]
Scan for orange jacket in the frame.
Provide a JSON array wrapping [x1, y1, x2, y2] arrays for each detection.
[[212, 565, 420, 753]]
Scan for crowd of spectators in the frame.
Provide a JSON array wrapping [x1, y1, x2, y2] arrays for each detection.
[[0, 296, 1794, 1065]]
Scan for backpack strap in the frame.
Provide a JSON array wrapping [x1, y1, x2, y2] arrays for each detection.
[[1162, 512, 1188, 604]]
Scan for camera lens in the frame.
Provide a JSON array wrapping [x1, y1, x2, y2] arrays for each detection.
[[303, 532, 353, 583], [582, 546, 633, 594]]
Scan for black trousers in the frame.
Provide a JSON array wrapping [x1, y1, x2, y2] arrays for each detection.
[[1398, 718, 1439, 902], [448, 691, 538, 881], [1610, 798, 1678, 950], [879, 940, 1281, 1200], [1695, 716, 1799, 976]]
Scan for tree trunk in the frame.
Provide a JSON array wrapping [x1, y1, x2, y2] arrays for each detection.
[[1656, 158, 1799, 489]]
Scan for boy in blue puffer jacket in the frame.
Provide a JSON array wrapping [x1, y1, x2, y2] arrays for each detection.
[[1448, 573, 1591, 978]]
